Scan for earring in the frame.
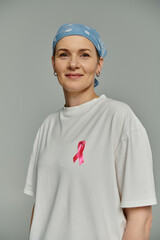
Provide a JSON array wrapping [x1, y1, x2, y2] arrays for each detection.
[[96, 72, 100, 77], [54, 71, 57, 76]]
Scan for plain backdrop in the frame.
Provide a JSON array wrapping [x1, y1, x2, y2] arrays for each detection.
[[0, 0, 159, 239]]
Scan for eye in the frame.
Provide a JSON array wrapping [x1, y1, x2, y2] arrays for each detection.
[[59, 53, 68, 57], [81, 53, 90, 57]]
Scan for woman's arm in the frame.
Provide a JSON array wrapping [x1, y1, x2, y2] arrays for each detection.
[[122, 206, 153, 240], [29, 203, 35, 233]]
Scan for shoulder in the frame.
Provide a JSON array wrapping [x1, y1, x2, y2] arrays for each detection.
[[106, 97, 132, 114], [105, 96, 145, 132], [35, 110, 60, 137], [105, 96, 135, 121]]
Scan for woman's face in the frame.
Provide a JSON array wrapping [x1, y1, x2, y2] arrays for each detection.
[[51, 35, 103, 92]]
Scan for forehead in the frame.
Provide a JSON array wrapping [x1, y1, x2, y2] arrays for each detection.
[[55, 35, 95, 51]]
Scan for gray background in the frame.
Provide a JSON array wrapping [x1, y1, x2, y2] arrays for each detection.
[[0, 0, 159, 239]]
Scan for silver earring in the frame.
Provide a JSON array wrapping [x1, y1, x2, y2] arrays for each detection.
[[54, 71, 57, 76], [96, 72, 100, 77]]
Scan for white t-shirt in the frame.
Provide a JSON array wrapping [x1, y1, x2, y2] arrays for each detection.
[[24, 94, 157, 240]]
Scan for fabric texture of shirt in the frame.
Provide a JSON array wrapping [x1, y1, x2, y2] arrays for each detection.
[[24, 94, 157, 240]]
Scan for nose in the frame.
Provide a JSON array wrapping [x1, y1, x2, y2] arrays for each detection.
[[68, 56, 80, 69]]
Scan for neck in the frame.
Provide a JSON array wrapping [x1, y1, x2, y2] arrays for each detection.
[[63, 88, 99, 108]]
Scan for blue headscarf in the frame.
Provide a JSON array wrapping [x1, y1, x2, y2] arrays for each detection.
[[52, 23, 107, 87]]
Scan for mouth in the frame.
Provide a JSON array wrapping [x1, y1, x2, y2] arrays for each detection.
[[65, 73, 83, 79]]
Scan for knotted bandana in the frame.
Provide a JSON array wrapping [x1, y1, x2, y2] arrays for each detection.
[[52, 23, 107, 87]]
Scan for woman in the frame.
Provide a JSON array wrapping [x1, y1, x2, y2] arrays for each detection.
[[24, 23, 157, 240]]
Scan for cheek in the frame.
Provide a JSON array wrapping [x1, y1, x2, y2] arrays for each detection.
[[55, 60, 66, 73], [82, 61, 98, 73]]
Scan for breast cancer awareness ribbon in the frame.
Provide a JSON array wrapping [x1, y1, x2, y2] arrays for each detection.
[[73, 140, 86, 166]]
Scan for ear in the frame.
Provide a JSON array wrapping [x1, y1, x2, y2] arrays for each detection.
[[51, 56, 55, 71], [96, 57, 103, 74]]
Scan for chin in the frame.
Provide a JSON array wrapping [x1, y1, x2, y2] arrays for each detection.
[[62, 82, 92, 92]]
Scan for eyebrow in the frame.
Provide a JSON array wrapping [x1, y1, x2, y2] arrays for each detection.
[[57, 48, 92, 53]]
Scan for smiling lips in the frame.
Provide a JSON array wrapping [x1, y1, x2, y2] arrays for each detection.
[[65, 73, 83, 79]]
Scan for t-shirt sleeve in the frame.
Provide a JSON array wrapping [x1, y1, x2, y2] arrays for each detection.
[[115, 108, 157, 208], [23, 128, 41, 197]]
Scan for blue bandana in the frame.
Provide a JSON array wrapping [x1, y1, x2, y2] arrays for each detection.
[[52, 23, 107, 87]]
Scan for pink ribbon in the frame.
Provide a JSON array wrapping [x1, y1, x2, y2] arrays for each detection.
[[73, 140, 86, 166]]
